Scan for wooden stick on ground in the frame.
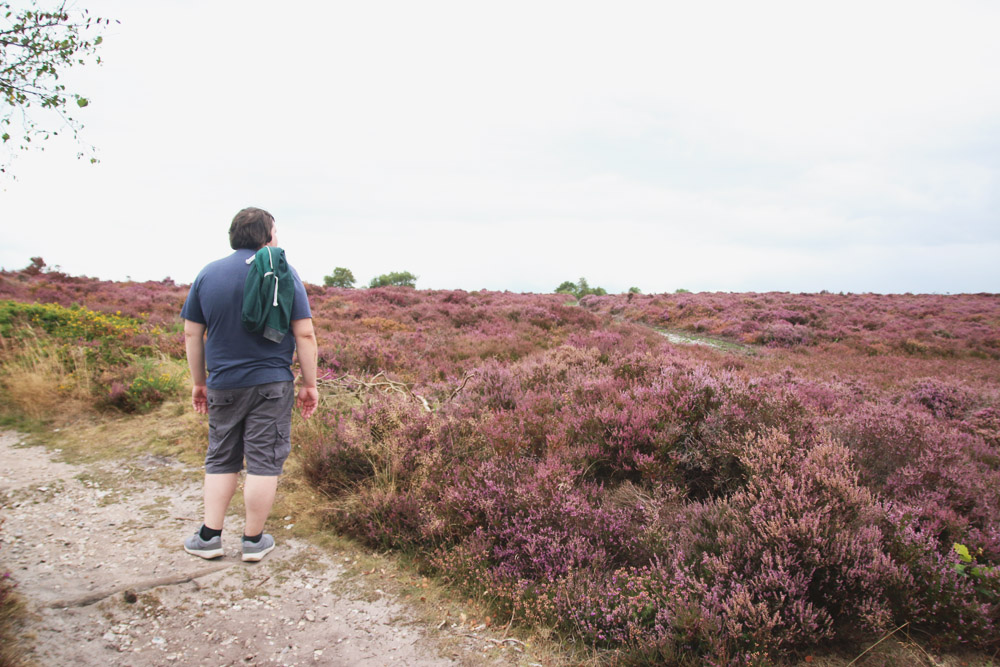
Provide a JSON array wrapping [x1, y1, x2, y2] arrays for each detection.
[[845, 622, 910, 667], [45, 563, 233, 609]]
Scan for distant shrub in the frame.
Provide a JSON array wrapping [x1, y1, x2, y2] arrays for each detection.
[[555, 277, 607, 299], [555, 280, 577, 295], [368, 271, 417, 288], [323, 267, 356, 288]]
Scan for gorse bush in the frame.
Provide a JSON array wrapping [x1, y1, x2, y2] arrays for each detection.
[[0, 286, 186, 419], [102, 358, 184, 413], [0, 300, 148, 343]]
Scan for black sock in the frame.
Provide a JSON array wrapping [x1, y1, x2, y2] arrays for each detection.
[[199, 525, 222, 541], [243, 532, 262, 543]]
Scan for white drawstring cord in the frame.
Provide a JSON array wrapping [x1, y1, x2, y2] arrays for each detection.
[[266, 247, 279, 306], [249, 249, 280, 307]]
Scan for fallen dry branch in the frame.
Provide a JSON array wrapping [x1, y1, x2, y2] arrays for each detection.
[[447, 371, 476, 401], [45, 563, 232, 609], [846, 622, 910, 667], [316, 370, 477, 412], [486, 637, 525, 647]]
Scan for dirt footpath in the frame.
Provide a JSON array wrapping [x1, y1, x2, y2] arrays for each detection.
[[0, 431, 515, 667]]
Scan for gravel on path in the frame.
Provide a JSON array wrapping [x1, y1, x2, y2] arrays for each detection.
[[0, 430, 473, 666]]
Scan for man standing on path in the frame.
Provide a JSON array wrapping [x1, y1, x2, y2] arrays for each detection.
[[180, 207, 318, 562]]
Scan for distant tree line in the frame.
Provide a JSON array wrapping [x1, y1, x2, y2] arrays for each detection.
[[555, 277, 606, 299], [323, 267, 418, 289]]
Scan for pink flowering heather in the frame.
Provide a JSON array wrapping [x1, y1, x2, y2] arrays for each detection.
[[5, 265, 1000, 662]]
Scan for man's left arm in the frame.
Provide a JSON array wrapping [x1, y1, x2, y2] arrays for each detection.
[[291, 318, 318, 420]]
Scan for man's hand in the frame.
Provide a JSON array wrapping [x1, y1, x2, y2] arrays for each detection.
[[192, 385, 208, 415], [185, 320, 208, 416], [297, 385, 318, 420]]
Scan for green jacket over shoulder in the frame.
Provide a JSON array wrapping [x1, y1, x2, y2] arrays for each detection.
[[242, 246, 295, 343]]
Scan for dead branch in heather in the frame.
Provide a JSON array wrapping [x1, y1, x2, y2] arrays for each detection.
[[315, 370, 476, 412]]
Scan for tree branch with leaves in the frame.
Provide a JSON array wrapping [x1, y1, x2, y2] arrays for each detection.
[[1, 0, 112, 173]]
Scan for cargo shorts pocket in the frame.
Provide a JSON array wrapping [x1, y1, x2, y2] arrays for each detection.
[[257, 383, 288, 401], [273, 424, 291, 469], [207, 391, 236, 409], [207, 391, 238, 449]]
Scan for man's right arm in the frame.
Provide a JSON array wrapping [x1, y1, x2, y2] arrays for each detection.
[[184, 319, 208, 415]]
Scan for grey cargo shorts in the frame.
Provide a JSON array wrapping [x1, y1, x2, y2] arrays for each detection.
[[206, 380, 294, 476]]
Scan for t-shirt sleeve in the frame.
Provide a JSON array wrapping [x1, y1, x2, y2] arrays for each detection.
[[180, 277, 206, 324], [290, 266, 312, 320]]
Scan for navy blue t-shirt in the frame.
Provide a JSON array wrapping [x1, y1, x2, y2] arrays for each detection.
[[181, 249, 312, 389]]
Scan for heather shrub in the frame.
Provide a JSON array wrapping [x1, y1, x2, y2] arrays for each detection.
[[434, 456, 647, 576], [754, 320, 812, 347], [535, 429, 914, 664], [967, 407, 1000, 448], [665, 367, 815, 499], [882, 431, 1000, 559], [428, 456, 652, 632], [455, 342, 818, 500], [545, 554, 740, 663], [884, 510, 998, 646], [301, 393, 441, 548], [663, 430, 903, 659], [299, 416, 375, 496], [907, 377, 977, 419], [303, 393, 433, 494], [831, 401, 937, 489], [833, 400, 1000, 560]]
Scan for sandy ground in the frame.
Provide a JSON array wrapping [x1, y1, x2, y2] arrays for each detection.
[[0, 431, 527, 667]]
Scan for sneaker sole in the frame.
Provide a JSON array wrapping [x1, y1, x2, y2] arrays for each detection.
[[242, 544, 275, 562], [184, 546, 224, 559]]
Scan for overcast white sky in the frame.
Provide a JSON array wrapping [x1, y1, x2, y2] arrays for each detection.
[[2, 0, 998, 293]]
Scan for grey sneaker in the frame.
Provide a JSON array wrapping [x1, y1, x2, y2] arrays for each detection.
[[242, 534, 275, 562], [184, 531, 223, 559]]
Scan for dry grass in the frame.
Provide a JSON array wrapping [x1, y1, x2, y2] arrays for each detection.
[[803, 634, 999, 667], [0, 515, 29, 667], [0, 338, 93, 426], [45, 392, 205, 470], [0, 585, 28, 667]]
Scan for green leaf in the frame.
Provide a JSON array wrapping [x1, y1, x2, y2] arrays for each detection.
[[76, 97, 89, 107], [954, 543, 973, 563], [1, 133, 9, 142]]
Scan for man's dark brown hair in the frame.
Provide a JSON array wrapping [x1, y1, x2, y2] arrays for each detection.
[[229, 207, 275, 250]]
